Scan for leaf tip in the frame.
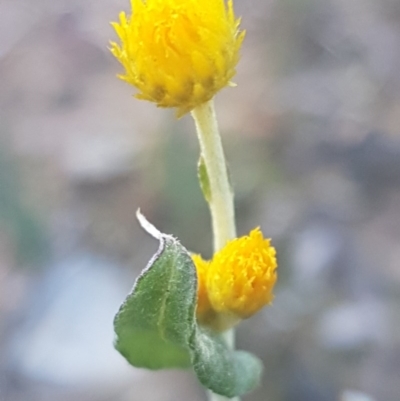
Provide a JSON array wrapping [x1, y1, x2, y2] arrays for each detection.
[[136, 209, 162, 240]]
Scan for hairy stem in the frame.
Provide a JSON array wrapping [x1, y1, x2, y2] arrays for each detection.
[[191, 99, 236, 251], [191, 99, 238, 401]]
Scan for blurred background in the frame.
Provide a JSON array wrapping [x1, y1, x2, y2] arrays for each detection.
[[1, 0, 400, 400]]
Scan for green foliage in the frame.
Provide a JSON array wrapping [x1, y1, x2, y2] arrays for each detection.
[[113, 211, 263, 397], [0, 144, 49, 266]]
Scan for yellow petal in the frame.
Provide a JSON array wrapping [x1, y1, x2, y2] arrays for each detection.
[[207, 228, 278, 319], [110, 0, 245, 115], [191, 254, 213, 322]]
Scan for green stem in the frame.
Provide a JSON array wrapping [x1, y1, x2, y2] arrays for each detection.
[[191, 99, 238, 401], [191, 99, 236, 251]]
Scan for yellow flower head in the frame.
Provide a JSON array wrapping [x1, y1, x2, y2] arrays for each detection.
[[207, 228, 277, 319], [110, 0, 245, 116]]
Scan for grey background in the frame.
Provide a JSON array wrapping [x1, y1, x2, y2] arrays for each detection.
[[1, 1, 400, 400]]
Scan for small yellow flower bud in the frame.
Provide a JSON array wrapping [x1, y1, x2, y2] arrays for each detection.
[[191, 254, 213, 323], [110, 0, 245, 116], [207, 228, 277, 319]]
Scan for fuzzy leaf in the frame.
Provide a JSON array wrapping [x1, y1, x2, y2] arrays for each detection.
[[113, 211, 263, 397], [190, 328, 263, 397], [113, 212, 196, 368]]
